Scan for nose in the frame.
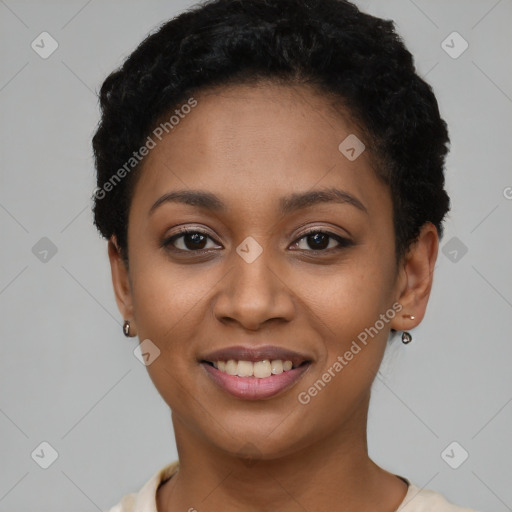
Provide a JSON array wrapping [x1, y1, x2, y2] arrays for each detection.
[[212, 247, 295, 331]]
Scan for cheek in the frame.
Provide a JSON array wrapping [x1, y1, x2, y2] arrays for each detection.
[[129, 258, 206, 352], [127, 263, 208, 408], [297, 256, 396, 341], [292, 255, 396, 404]]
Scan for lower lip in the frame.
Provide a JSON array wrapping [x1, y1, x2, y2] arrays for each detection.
[[200, 362, 311, 400]]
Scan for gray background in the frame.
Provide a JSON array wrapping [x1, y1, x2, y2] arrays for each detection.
[[0, 0, 511, 511]]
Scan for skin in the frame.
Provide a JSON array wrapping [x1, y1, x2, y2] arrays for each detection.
[[108, 82, 439, 512]]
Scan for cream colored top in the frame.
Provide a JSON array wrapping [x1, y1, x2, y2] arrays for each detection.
[[105, 460, 478, 512]]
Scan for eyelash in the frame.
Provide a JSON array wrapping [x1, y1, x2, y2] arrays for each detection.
[[161, 227, 353, 254]]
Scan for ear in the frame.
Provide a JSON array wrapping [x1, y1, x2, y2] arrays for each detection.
[[108, 236, 137, 336], [390, 222, 439, 332]]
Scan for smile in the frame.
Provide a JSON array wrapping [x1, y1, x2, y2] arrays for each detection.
[[206, 359, 298, 377], [200, 359, 311, 400], [198, 344, 313, 400]]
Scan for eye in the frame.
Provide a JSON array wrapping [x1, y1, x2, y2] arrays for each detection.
[[162, 227, 352, 254], [162, 228, 222, 252], [291, 229, 353, 252]]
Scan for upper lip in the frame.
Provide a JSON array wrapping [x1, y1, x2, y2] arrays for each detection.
[[200, 345, 312, 367]]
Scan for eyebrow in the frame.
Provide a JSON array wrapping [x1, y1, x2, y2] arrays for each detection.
[[148, 187, 367, 216], [149, 190, 226, 215], [279, 187, 367, 215]]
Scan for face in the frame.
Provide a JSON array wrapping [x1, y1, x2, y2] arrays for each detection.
[[109, 82, 436, 461]]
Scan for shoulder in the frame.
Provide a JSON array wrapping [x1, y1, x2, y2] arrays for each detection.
[[104, 460, 180, 512], [105, 492, 137, 512], [397, 481, 479, 512]]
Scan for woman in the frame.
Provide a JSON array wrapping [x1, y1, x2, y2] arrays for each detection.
[[92, 0, 478, 510]]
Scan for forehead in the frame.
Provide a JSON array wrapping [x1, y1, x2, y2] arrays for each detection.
[[130, 82, 389, 219]]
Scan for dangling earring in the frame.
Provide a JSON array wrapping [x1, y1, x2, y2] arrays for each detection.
[[401, 331, 412, 344], [401, 315, 415, 344], [123, 320, 131, 337]]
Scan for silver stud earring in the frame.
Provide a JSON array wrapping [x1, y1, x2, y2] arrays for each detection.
[[401, 331, 412, 344], [123, 320, 131, 337]]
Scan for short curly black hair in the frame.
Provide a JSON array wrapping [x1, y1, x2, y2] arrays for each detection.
[[92, 0, 450, 265]]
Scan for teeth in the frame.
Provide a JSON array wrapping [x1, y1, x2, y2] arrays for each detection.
[[270, 360, 283, 374], [211, 359, 297, 378], [225, 359, 238, 375], [237, 360, 253, 377], [253, 360, 271, 378]]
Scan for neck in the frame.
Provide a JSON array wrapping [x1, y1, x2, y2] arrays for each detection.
[[157, 397, 408, 512]]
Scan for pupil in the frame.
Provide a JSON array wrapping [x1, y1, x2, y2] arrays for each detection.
[[185, 233, 206, 250], [308, 233, 328, 250]]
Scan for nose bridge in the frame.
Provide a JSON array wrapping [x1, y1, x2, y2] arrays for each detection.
[[234, 241, 275, 292], [232, 239, 280, 306], [213, 237, 294, 328]]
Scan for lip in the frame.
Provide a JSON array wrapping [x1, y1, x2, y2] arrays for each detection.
[[198, 345, 313, 400], [200, 360, 312, 400]]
